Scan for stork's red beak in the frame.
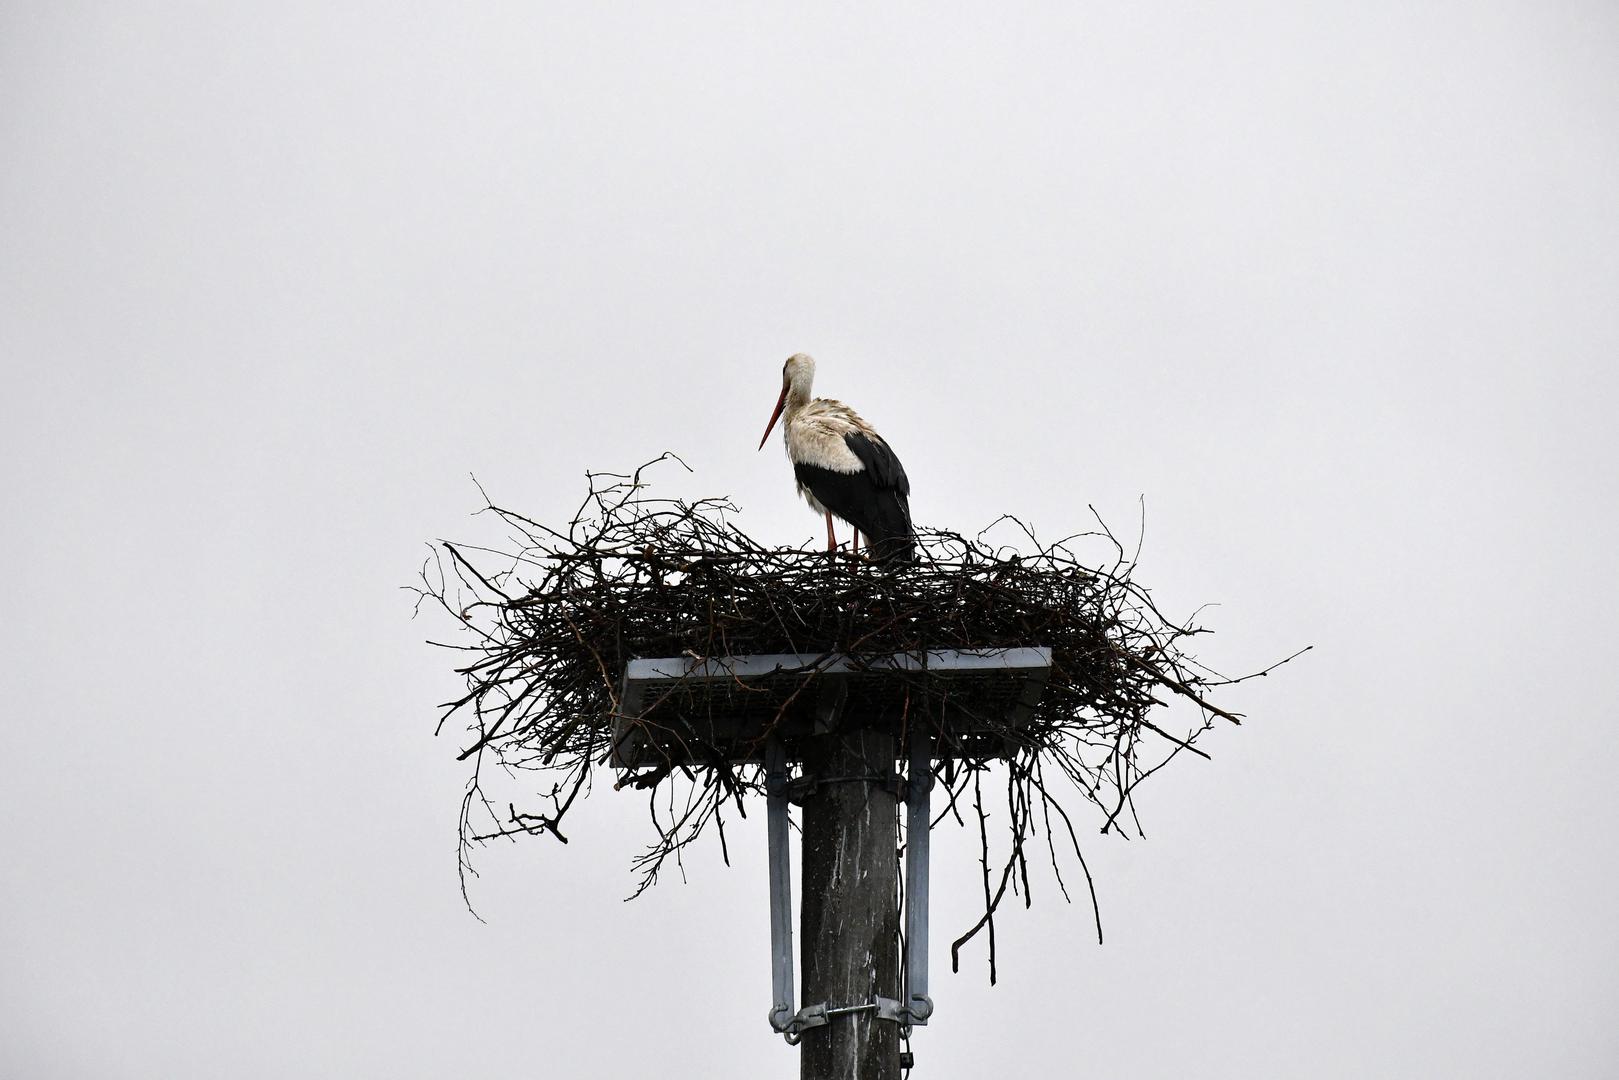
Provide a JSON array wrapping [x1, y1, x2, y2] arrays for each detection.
[[758, 385, 788, 450]]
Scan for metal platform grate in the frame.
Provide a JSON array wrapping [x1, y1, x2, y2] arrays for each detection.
[[612, 647, 1052, 767]]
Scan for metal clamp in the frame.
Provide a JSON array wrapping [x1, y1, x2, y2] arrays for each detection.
[[875, 996, 908, 1024], [882, 995, 935, 1032], [772, 1002, 828, 1045], [776, 997, 924, 1044]]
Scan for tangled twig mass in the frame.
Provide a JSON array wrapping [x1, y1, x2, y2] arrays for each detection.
[[413, 455, 1302, 976]]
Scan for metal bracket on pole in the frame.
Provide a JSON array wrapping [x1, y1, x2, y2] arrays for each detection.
[[904, 730, 935, 1026], [765, 737, 798, 1038], [766, 730, 939, 1042]]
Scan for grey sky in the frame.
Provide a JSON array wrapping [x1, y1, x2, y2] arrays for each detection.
[[3, 4, 1616, 1077]]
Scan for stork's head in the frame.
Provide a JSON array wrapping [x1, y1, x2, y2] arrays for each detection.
[[758, 353, 816, 450], [783, 352, 815, 390]]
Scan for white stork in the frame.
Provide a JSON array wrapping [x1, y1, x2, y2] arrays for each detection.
[[757, 353, 915, 563]]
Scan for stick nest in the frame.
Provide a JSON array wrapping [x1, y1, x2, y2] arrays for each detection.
[[414, 455, 1300, 976]]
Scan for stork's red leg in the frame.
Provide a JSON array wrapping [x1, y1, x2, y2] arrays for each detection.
[[825, 512, 837, 552], [853, 529, 861, 555]]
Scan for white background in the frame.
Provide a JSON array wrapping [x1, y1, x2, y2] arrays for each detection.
[[3, 4, 1616, 1077]]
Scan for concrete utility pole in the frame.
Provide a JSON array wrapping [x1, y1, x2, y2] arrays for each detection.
[[798, 727, 901, 1080]]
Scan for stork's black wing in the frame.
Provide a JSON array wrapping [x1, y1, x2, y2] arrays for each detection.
[[844, 431, 910, 498], [792, 431, 914, 563]]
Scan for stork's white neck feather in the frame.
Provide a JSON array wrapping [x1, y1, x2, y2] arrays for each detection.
[[783, 352, 816, 414]]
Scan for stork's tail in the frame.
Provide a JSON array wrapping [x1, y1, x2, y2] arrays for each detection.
[[867, 525, 915, 565]]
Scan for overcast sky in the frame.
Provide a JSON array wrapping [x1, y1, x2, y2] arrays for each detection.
[[3, 4, 1617, 1078]]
